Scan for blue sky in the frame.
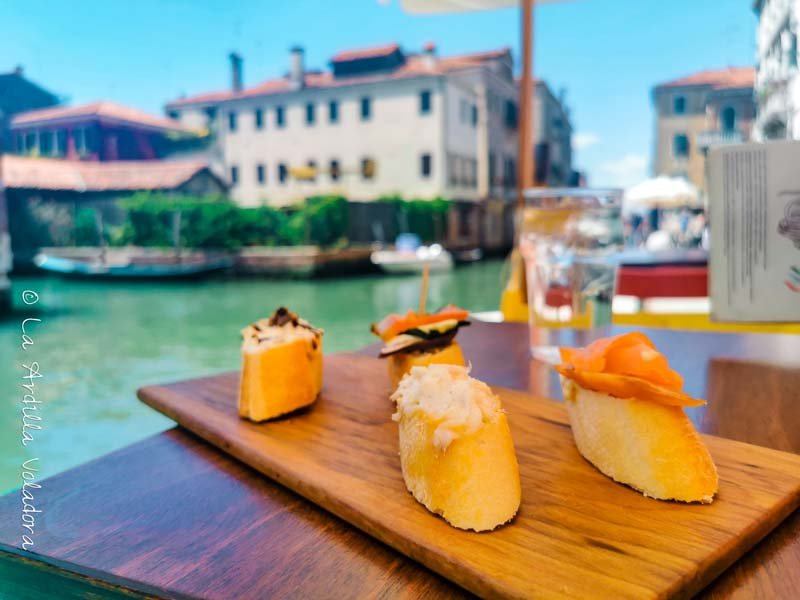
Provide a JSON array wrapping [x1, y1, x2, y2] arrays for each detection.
[[1, 0, 756, 187]]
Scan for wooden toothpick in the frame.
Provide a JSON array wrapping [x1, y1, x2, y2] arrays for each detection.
[[419, 262, 430, 315]]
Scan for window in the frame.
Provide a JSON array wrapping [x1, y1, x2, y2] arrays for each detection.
[[673, 95, 686, 115], [504, 156, 516, 187], [721, 107, 736, 132], [74, 127, 94, 156], [55, 130, 67, 156], [255, 108, 264, 130], [459, 157, 468, 187], [489, 152, 497, 185], [420, 153, 432, 178], [504, 100, 518, 129], [306, 103, 315, 125], [458, 207, 471, 237], [673, 134, 690, 158], [361, 157, 375, 180], [307, 160, 317, 182], [205, 106, 217, 121], [471, 104, 478, 127], [228, 111, 237, 132], [457, 156, 466, 186], [420, 90, 431, 114], [276, 106, 285, 128], [167, 110, 179, 120], [230, 165, 239, 184], [86, 128, 97, 154], [24, 132, 36, 154], [39, 131, 53, 156], [360, 97, 371, 121], [256, 163, 265, 184], [329, 100, 339, 123], [764, 119, 787, 140], [330, 159, 340, 181], [448, 154, 458, 186], [278, 163, 288, 184], [74, 128, 87, 156]]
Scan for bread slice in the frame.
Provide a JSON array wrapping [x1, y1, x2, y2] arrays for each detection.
[[560, 377, 718, 502], [391, 364, 521, 531], [239, 309, 323, 422], [387, 341, 464, 388]]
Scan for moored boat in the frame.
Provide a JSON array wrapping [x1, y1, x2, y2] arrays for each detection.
[[371, 234, 454, 274], [34, 250, 232, 280], [371, 244, 454, 274]]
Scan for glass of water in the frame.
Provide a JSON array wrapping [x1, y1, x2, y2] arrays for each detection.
[[519, 188, 623, 355]]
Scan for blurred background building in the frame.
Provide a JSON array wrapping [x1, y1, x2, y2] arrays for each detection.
[[165, 43, 574, 206], [651, 67, 755, 194], [9, 101, 202, 161], [753, 0, 800, 140], [1, 90, 223, 270], [0, 66, 59, 153]]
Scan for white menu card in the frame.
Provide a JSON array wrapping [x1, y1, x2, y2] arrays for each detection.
[[708, 140, 800, 322]]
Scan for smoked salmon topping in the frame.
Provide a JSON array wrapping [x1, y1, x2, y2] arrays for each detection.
[[556, 332, 704, 407]]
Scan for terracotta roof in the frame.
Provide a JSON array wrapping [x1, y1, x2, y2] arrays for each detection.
[[656, 67, 755, 90], [1, 155, 216, 192], [331, 43, 401, 63], [11, 101, 195, 133], [166, 46, 511, 108]]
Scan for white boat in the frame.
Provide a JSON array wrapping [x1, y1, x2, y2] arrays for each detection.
[[371, 243, 454, 274]]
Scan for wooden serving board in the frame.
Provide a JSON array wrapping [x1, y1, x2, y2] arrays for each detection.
[[138, 353, 800, 600]]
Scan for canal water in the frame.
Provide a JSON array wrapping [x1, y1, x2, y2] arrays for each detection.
[[1, 260, 506, 492]]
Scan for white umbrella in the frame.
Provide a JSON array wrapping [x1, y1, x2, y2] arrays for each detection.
[[624, 176, 701, 213]]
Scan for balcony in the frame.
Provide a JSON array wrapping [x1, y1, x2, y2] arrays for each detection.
[[696, 129, 744, 150]]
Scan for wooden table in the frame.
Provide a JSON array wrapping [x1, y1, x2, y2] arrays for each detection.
[[2, 322, 799, 599]]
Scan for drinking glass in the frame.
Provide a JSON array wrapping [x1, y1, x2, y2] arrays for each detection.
[[519, 188, 623, 356]]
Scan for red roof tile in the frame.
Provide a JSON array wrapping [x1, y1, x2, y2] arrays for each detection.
[[1, 155, 216, 192], [166, 46, 511, 108], [657, 67, 755, 90], [11, 101, 195, 133], [438, 47, 511, 67], [331, 43, 401, 63]]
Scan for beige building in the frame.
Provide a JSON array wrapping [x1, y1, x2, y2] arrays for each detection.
[[753, 0, 800, 140], [652, 67, 755, 194], [165, 43, 573, 207]]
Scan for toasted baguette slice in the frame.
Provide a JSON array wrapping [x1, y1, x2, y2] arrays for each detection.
[[239, 309, 323, 422], [387, 341, 464, 388], [560, 377, 718, 503], [391, 364, 521, 531]]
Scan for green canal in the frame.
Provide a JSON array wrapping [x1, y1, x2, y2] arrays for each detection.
[[1, 260, 506, 493]]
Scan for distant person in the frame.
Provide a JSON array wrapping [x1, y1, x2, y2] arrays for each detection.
[[630, 214, 645, 247], [679, 207, 691, 235], [688, 212, 706, 247]]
